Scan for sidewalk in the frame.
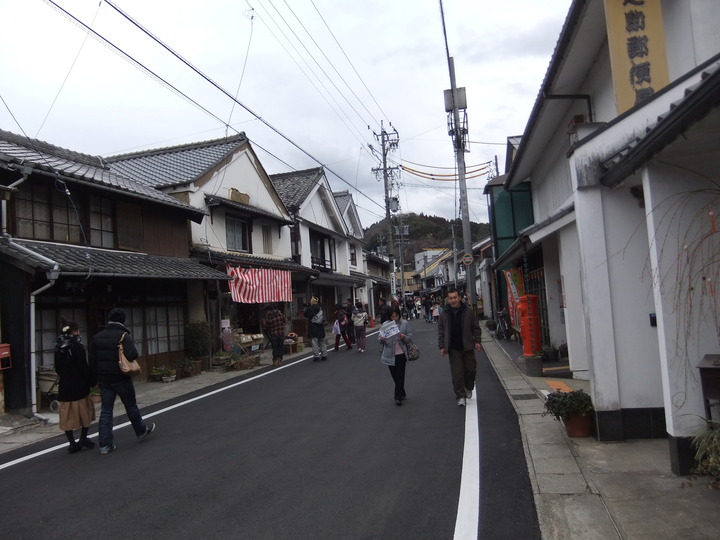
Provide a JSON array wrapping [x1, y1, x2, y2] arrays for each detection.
[[482, 334, 720, 539], [2, 337, 719, 538]]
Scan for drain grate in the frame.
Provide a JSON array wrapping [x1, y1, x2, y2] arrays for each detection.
[[511, 393, 539, 401]]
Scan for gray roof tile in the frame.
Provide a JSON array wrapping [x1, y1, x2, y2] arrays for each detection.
[[269, 167, 324, 211], [107, 133, 248, 188], [0, 238, 229, 280], [0, 129, 203, 218]]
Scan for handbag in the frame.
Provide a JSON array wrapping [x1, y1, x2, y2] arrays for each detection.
[[118, 332, 141, 375], [332, 319, 341, 335], [406, 341, 420, 361]]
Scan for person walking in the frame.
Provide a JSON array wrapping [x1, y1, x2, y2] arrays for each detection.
[[423, 296, 433, 323], [332, 303, 352, 351], [262, 305, 287, 366], [437, 288, 482, 407], [344, 298, 356, 344], [89, 308, 154, 454], [378, 297, 393, 324], [379, 306, 413, 406], [54, 320, 95, 453], [303, 297, 328, 362], [351, 301, 369, 352]]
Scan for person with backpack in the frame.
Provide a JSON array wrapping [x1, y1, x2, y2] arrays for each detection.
[[351, 301, 369, 352], [332, 303, 353, 351], [54, 320, 95, 453], [304, 297, 328, 362]]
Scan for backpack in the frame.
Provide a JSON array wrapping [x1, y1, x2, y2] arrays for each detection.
[[311, 309, 324, 325]]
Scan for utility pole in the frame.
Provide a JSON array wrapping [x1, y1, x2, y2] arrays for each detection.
[[372, 122, 399, 296], [440, 1, 476, 309], [395, 217, 409, 304]]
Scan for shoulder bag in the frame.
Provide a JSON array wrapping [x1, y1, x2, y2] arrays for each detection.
[[406, 340, 420, 361], [118, 332, 141, 375]]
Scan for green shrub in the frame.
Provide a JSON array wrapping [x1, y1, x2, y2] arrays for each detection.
[[543, 389, 594, 421], [692, 419, 720, 481]]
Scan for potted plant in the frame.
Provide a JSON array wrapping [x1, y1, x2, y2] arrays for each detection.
[[176, 357, 194, 378], [185, 321, 211, 371], [150, 365, 176, 382], [691, 419, 720, 488], [543, 388, 595, 437]]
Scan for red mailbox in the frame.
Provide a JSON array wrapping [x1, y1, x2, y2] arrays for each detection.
[[0, 343, 11, 370], [518, 296, 542, 357]]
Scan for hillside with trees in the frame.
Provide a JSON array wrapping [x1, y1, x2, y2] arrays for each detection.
[[364, 213, 490, 270]]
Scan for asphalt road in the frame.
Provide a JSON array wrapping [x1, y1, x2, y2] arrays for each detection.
[[0, 321, 539, 539]]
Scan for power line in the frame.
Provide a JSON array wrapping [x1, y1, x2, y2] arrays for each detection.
[[310, 0, 391, 126], [48, 0, 385, 213]]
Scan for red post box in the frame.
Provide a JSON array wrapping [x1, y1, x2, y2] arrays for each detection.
[[518, 296, 541, 357]]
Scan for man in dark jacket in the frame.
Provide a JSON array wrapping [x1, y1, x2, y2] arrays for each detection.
[[437, 289, 483, 407], [263, 305, 287, 366], [89, 307, 154, 454], [378, 297, 393, 323], [303, 297, 328, 362]]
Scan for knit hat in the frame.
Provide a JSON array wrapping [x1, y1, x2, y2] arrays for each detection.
[[108, 307, 126, 323]]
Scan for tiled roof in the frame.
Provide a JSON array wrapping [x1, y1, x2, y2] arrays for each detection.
[[0, 238, 229, 280], [205, 195, 293, 225], [333, 190, 352, 215], [600, 61, 720, 185], [191, 246, 316, 274], [269, 167, 324, 210], [0, 129, 203, 218], [106, 133, 248, 188]]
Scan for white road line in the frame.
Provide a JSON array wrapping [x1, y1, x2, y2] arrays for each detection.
[[454, 394, 480, 540]]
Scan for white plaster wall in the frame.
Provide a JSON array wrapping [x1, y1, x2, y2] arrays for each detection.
[[579, 42, 615, 123], [532, 137, 573, 219], [541, 236, 565, 348], [558, 224, 590, 378], [573, 186, 620, 411], [602, 187, 663, 408], [302, 191, 337, 231], [643, 162, 720, 436], [663, 0, 720, 76]]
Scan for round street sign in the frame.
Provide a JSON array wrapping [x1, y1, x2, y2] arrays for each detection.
[[462, 253, 474, 266]]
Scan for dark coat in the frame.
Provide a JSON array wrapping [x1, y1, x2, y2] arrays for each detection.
[[437, 303, 482, 351], [89, 321, 138, 383], [304, 305, 326, 339], [54, 334, 93, 401]]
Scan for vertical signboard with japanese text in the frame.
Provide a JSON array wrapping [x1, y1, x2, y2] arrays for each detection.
[[604, 0, 669, 114], [503, 269, 525, 328]]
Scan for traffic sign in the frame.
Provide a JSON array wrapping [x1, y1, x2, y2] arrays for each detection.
[[462, 253, 474, 266]]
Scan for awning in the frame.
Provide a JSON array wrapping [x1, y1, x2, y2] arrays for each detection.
[[226, 265, 292, 303], [0, 238, 230, 280], [312, 271, 366, 287]]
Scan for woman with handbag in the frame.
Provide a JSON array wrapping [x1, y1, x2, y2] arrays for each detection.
[[378, 306, 413, 406], [333, 303, 352, 351]]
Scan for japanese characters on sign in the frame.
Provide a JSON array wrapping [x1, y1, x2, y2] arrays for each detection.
[[605, 0, 669, 114]]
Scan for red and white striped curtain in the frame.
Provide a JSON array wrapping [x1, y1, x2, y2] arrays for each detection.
[[226, 265, 292, 303]]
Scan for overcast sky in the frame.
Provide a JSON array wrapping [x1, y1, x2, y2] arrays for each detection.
[[0, 0, 572, 227]]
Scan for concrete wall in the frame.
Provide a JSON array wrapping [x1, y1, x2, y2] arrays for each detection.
[[603, 186, 662, 409], [643, 162, 719, 436], [558, 223, 589, 378]]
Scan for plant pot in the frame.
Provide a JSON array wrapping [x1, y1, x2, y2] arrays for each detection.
[[191, 359, 203, 375], [524, 355, 543, 377], [563, 414, 593, 437], [162, 375, 176, 383], [544, 349, 559, 362]]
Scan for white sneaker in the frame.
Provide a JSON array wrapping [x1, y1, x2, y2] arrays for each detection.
[[457, 397, 466, 407], [466, 389, 472, 399]]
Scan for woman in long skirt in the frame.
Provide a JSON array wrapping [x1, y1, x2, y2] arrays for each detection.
[[54, 321, 96, 453]]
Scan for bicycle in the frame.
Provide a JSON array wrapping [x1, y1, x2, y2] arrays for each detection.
[[495, 308, 509, 341]]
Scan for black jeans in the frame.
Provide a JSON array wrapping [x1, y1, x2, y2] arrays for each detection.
[[270, 335, 285, 360], [388, 354, 407, 400]]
